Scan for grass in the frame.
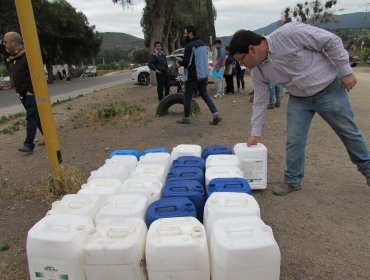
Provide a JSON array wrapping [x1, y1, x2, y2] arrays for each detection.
[[0, 119, 26, 134], [0, 112, 26, 125], [48, 165, 86, 196], [52, 94, 84, 106], [71, 101, 147, 125], [0, 94, 86, 134]]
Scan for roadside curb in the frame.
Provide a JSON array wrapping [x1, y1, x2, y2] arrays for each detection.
[[0, 77, 129, 117]]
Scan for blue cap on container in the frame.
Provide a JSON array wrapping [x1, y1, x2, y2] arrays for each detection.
[[108, 149, 139, 159], [140, 147, 168, 157]]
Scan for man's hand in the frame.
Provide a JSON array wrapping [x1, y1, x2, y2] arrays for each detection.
[[247, 136, 260, 146], [341, 73, 357, 91]]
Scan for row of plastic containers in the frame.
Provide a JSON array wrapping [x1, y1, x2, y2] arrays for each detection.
[[106, 143, 268, 190], [27, 143, 280, 280]]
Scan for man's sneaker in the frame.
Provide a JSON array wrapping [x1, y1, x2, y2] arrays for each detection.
[[267, 104, 274, 109], [176, 118, 191, 124], [37, 140, 45, 146], [209, 116, 222, 125], [274, 103, 281, 108], [213, 94, 220, 98], [18, 145, 33, 153], [273, 183, 301, 196]]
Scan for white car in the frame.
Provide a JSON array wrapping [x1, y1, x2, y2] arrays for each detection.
[[131, 55, 183, 86], [171, 48, 185, 55], [131, 65, 151, 85], [131, 54, 213, 85], [0, 76, 11, 90]]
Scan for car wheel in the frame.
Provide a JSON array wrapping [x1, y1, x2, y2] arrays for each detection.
[[138, 72, 150, 85], [350, 63, 357, 67]]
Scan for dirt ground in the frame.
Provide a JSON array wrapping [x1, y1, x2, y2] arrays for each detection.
[[1, 69, 370, 280]]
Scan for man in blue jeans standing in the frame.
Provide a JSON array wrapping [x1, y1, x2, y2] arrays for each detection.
[[267, 82, 282, 109], [4, 31, 44, 154], [229, 22, 370, 195], [176, 25, 222, 125]]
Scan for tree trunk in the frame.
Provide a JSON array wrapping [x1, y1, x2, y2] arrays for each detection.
[[46, 64, 54, 84], [146, 0, 167, 86], [163, 1, 173, 54], [206, 0, 216, 43], [146, 0, 167, 51]]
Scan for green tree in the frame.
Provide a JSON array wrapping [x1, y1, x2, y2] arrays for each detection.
[[132, 47, 150, 64], [282, 0, 338, 24], [0, 0, 102, 83], [114, 0, 216, 53]]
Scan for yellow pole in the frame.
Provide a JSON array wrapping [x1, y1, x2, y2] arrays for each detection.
[[15, 0, 63, 180]]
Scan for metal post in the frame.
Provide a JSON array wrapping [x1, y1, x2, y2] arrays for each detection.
[[15, 0, 63, 183]]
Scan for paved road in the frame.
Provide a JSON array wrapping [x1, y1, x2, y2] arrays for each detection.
[[0, 70, 132, 116]]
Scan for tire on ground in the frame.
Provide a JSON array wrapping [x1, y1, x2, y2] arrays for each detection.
[[156, 93, 200, 117]]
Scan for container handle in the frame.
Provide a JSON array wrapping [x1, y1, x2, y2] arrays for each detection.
[[156, 226, 182, 237], [45, 221, 71, 232], [225, 226, 254, 238], [107, 228, 133, 238], [224, 199, 248, 207], [68, 200, 89, 209]]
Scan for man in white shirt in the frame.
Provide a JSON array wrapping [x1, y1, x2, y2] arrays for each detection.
[[229, 22, 370, 195]]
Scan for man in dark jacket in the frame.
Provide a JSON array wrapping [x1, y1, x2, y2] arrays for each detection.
[[176, 25, 222, 125], [4, 31, 44, 153], [148, 41, 170, 101]]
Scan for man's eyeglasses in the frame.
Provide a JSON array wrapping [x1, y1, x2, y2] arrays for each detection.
[[236, 53, 246, 63]]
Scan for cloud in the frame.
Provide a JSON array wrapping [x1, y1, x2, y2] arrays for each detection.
[[67, 0, 365, 38]]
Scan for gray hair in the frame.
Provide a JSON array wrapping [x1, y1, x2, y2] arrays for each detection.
[[6, 31, 23, 45]]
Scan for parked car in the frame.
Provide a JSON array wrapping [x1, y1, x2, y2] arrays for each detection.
[[80, 65, 97, 78], [171, 48, 185, 55], [366, 55, 370, 64], [81, 71, 97, 78], [0, 76, 11, 91], [132, 54, 213, 85], [131, 55, 184, 86]]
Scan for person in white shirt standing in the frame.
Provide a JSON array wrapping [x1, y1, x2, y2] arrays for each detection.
[[229, 22, 370, 195]]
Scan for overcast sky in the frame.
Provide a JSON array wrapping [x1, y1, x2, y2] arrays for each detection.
[[67, 0, 366, 38]]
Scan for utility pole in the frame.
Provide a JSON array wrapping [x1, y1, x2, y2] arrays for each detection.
[[15, 0, 63, 191]]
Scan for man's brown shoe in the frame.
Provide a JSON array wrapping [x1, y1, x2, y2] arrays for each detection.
[[209, 116, 222, 125], [273, 183, 301, 196], [18, 145, 33, 153], [176, 118, 191, 124]]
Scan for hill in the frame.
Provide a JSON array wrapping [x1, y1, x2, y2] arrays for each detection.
[[219, 12, 370, 45], [100, 32, 144, 50]]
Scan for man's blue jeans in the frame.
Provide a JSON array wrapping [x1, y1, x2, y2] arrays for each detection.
[[19, 94, 43, 150], [285, 75, 370, 186], [269, 82, 282, 106], [184, 79, 218, 118]]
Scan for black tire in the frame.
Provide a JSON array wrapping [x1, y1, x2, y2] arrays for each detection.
[[156, 93, 200, 117], [138, 72, 150, 85]]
